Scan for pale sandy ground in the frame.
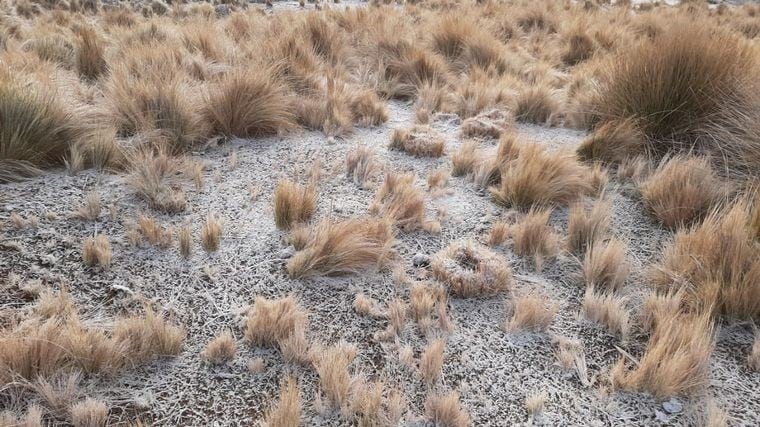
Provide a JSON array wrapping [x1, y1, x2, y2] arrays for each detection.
[[2, 97, 760, 426]]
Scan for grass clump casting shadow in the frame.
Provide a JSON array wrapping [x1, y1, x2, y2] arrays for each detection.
[[588, 21, 760, 174]]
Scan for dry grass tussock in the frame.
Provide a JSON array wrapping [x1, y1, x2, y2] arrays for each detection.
[[70, 397, 108, 427], [76, 26, 107, 82], [651, 200, 760, 320], [371, 172, 426, 231], [511, 209, 559, 271], [424, 391, 470, 427], [244, 296, 307, 349], [274, 179, 317, 230], [589, 20, 760, 174], [457, 134, 521, 187], [581, 287, 630, 338], [749, 331, 760, 371], [137, 214, 173, 248], [0, 405, 43, 426], [611, 310, 714, 398], [0, 291, 183, 384], [106, 69, 208, 153], [81, 234, 112, 269], [567, 199, 610, 255], [264, 377, 301, 427], [128, 149, 187, 213], [201, 213, 222, 252], [74, 191, 101, 221], [581, 238, 629, 291], [577, 118, 645, 164], [505, 292, 557, 332], [431, 241, 513, 298], [286, 218, 394, 278], [419, 338, 445, 385], [490, 143, 592, 210], [201, 330, 236, 365], [487, 221, 510, 247], [178, 225, 192, 258], [514, 86, 558, 125], [389, 126, 445, 158], [460, 109, 510, 139], [205, 67, 295, 139], [346, 145, 378, 188], [525, 390, 547, 421], [639, 156, 727, 229], [0, 75, 87, 182], [313, 341, 356, 411], [451, 140, 479, 177]]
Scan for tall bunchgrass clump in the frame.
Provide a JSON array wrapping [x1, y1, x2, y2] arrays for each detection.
[[589, 21, 760, 173], [107, 67, 208, 153], [0, 77, 84, 182], [651, 200, 760, 320], [490, 143, 592, 210], [76, 26, 108, 81], [205, 67, 296, 139]]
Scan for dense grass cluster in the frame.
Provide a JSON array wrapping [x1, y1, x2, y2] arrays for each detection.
[[2, 0, 757, 186]]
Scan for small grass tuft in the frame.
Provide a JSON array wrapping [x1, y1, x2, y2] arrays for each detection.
[[274, 179, 317, 230], [287, 218, 394, 278], [640, 156, 727, 229], [505, 293, 557, 332], [82, 234, 112, 269], [201, 330, 236, 365]]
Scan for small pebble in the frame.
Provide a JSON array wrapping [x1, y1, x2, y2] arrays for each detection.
[[412, 253, 430, 267], [662, 398, 683, 414]]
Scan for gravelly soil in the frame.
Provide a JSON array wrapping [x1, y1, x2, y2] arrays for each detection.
[[2, 100, 759, 426]]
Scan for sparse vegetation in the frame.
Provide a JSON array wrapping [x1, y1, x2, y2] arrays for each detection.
[[431, 241, 513, 298]]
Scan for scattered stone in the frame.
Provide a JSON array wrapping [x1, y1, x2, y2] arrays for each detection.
[[412, 253, 430, 267], [662, 398, 683, 414], [277, 247, 295, 259], [655, 410, 669, 423]]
